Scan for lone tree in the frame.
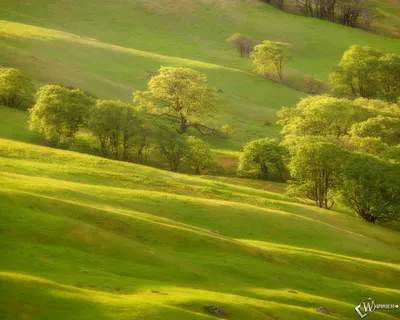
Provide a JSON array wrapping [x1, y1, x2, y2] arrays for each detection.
[[89, 100, 141, 160], [0, 68, 35, 109], [330, 45, 381, 99], [377, 53, 400, 103], [306, 76, 324, 94], [226, 33, 256, 58], [239, 137, 286, 181], [185, 136, 215, 175], [134, 67, 222, 135], [29, 85, 95, 143], [251, 40, 290, 83], [155, 125, 189, 172], [338, 153, 400, 223], [286, 136, 347, 209]]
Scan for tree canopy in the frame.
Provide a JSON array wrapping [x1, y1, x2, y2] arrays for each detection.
[[286, 136, 347, 209], [29, 85, 95, 143], [338, 152, 400, 223], [251, 40, 290, 83], [350, 115, 400, 146], [89, 100, 142, 160], [278, 95, 371, 138], [134, 67, 222, 135], [226, 33, 256, 58], [185, 136, 215, 175], [0, 68, 35, 110], [239, 137, 286, 181], [330, 46, 400, 102], [155, 125, 189, 172]]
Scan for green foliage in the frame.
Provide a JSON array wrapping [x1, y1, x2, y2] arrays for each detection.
[[185, 136, 215, 175], [226, 33, 256, 58], [330, 45, 381, 99], [330, 46, 400, 102], [134, 67, 222, 135], [306, 76, 324, 95], [278, 95, 371, 138], [0, 68, 35, 110], [239, 137, 286, 181], [377, 53, 400, 102], [251, 40, 291, 83], [350, 115, 400, 146], [338, 152, 400, 223], [353, 98, 399, 116], [88, 100, 143, 160], [155, 125, 189, 172], [339, 135, 390, 159], [286, 136, 347, 209], [29, 85, 95, 143]]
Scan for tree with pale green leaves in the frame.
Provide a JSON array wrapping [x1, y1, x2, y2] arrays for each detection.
[[134, 67, 222, 135], [155, 125, 189, 172], [89, 100, 142, 160], [0, 68, 35, 110], [285, 136, 347, 209], [350, 116, 400, 146], [330, 45, 381, 99], [29, 85, 95, 143], [185, 136, 215, 175], [239, 137, 286, 181], [338, 152, 400, 223], [377, 53, 400, 102], [330, 46, 400, 102], [251, 40, 291, 83], [278, 95, 372, 138]]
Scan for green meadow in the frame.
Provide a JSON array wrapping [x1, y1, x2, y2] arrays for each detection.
[[0, 0, 400, 319], [0, 137, 399, 319]]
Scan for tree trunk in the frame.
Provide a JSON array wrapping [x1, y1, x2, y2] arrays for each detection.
[[260, 162, 269, 180], [179, 113, 188, 133], [276, 162, 284, 182]]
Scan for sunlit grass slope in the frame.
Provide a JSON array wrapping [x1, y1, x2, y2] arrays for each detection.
[[0, 138, 399, 320], [0, 0, 399, 148]]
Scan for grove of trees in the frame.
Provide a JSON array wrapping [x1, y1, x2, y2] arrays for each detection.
[[262, 0, 382, 30], [20, 67, 223, 175], [2, 40, 399, 224]]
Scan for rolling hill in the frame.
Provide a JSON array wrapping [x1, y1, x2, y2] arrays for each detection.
[[0, 1, 400, 319], [0, 137, 399, 320]]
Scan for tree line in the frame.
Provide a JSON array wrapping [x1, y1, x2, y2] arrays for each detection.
[[262, 0, 381, 30], [0, 66, 231, 175]]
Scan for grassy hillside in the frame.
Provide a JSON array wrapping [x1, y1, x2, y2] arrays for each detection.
[[0, 1, 400, 319], [0, 0, 399, 149], [0, 137, 399, 320]]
